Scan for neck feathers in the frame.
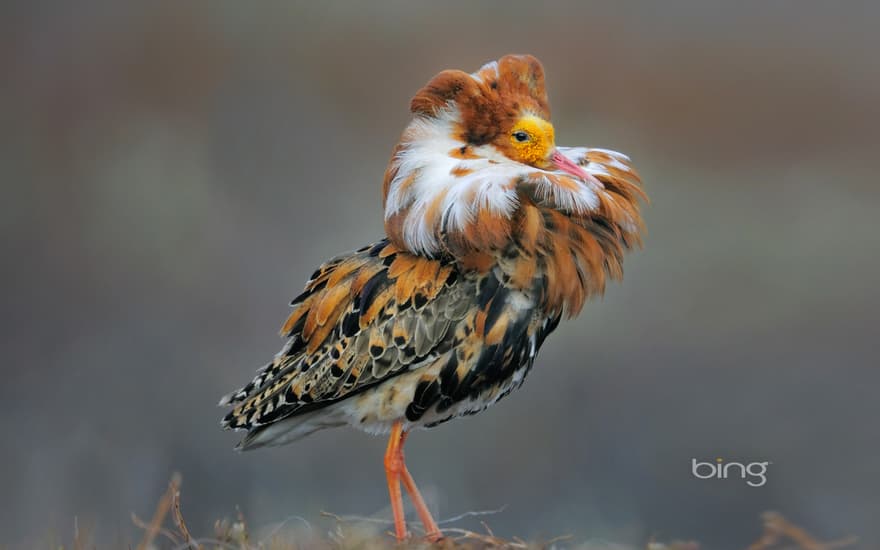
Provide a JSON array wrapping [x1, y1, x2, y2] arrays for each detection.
[[383, 134, 646, 316]]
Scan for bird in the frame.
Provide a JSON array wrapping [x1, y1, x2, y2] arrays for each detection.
[[219, 54, 646, 542]]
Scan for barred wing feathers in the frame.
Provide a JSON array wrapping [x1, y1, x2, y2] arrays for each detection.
[[220, 240, 472, 431]]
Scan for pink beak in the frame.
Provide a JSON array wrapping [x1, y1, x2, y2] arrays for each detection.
[[551, 150, 602, 188]]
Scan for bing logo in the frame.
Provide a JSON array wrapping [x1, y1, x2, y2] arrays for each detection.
[[691, 457, 770, 487]]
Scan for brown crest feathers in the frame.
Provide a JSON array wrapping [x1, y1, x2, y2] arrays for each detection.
[[410, 70, 480, 117], [408, 55, 550, 145]]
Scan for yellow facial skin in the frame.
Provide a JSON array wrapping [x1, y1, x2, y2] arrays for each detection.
[[509, 115, 556, 168]]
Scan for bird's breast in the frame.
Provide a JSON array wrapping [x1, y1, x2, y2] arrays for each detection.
[[464, 202, 623, 318]]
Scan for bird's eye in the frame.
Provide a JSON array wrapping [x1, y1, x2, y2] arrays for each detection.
[[513, 131, 529, 142]]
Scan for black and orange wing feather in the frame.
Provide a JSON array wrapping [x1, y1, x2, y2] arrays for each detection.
[[219, 239, 473, 431]]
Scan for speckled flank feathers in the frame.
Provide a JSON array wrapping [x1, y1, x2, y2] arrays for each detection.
[[220, 54, 646, 541]]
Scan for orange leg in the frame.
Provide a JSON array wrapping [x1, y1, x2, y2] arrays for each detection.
[[384, 421, 408, 541], [384, 422, 442, 542]]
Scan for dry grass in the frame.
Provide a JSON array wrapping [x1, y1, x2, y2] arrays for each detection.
[[61, 473, 860, 550]]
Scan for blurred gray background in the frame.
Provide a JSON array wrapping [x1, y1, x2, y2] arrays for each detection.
[[2, 1, 879, 548]]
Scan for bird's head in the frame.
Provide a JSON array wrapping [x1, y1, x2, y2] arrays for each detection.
[[501, 114, 595, 181], [383, 54, 643, 259]]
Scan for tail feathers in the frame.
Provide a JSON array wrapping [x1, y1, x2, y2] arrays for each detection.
[[218, 362, 274, 407], [234, 407, 346, 451], [218, 390, 246, 407]]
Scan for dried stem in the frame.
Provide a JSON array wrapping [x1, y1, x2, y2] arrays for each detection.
[[135, 473, 181, 550], [746, 511, 858, 550], [171, 481, 198, 549], [132, 512, 181, 545]]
